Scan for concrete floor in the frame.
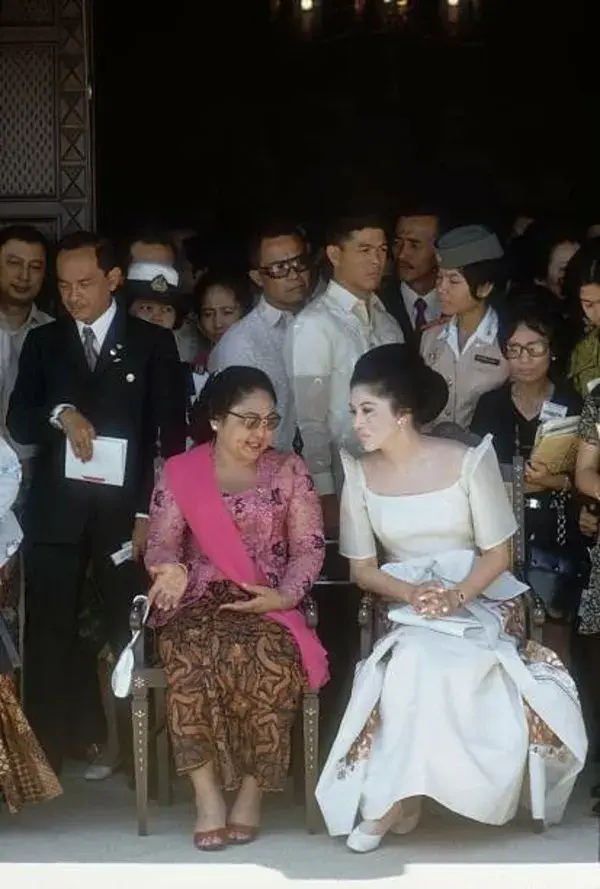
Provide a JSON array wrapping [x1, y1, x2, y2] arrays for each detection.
[[0, 763, 598, 888]]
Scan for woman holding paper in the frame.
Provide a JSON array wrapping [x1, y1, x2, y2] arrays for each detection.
[[315, 344, 586, 853], [0, 436, 62, 813], [471, 301, 585, 656], [144, 366, 327, 851]]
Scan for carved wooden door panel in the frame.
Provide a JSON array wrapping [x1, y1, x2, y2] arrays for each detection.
[[0, 0, 95, 238]]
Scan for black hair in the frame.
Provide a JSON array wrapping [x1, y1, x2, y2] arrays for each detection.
[[189, 366, 277, 445], [460, 258, 505, 301], [127, 229, 177, 258], [125, 285, 190, 331], [193, 270, 254, 318], [562, 238, 600, 331], [57, 231, 119, 273], [247, 220, 308, 269], [351, 344, 448, 428], [527, 220, 582, 285], [0, 224, 49, 253], [498, 296, 561, 357], [325, 213, 386, 249]]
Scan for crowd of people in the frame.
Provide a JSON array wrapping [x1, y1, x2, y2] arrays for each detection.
[[0, 209, 598, 852]]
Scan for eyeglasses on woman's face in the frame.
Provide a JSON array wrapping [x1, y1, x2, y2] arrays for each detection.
[[505, 340, 549, 360], [227, 411, 281, 431]]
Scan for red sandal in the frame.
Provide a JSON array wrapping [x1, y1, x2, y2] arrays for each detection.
[[193, 828, 229, 851]]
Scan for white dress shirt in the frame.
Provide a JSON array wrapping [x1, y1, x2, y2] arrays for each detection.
[[0, 304, 54, 462], [208, 296, 297, 452], [400, 282, 439, 328], [50, 300, 117, 428], [287, 280, 403, 496], [75, 299, 117, 352]]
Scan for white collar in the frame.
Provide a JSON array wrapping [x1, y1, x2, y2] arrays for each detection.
[[75, 300, 117, 346], [400, 281, 437, 306], [257, 296, 294, 327], [439, 306, 498, 357], [326, 279, 382, 313]]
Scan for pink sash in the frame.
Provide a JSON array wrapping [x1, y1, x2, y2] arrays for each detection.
[[164, 444, 328, 690]]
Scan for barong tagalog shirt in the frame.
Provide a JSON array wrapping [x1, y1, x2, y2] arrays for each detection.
[[286, 280, 403, 496]]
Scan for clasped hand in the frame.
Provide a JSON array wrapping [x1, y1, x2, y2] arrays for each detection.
[[410, 582, 461, 619], [219, 583, 289, 614], [147, 571, 289, 615]]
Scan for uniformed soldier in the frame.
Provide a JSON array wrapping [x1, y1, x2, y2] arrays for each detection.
[[420, 224, 509, 429]]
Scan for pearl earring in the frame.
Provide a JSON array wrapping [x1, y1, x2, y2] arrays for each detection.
[[210, 421, 218, 431], [397, 416, 406, 429]]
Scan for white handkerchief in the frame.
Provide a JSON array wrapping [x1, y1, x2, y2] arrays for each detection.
[[65, 436, 128, 487]]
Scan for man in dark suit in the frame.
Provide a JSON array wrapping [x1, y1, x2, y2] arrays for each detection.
[[7, 231, 187, 774], [381, 211, 440, 348]]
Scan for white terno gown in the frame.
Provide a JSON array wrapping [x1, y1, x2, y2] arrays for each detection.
[[316, 436, 587, 835]]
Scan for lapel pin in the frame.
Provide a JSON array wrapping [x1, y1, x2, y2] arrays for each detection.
[[126, 373, 135, 382]]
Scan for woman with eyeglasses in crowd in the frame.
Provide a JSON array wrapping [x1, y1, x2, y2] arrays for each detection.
[[471, 298, 586, 662], [144, 366, 328, 851]]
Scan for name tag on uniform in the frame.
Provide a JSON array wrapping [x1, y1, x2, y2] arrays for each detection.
[[540, 400, 568, 422], [474, 354, 500, 366]]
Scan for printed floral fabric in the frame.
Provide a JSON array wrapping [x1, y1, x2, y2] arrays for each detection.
[[146, 449, 325, 627]]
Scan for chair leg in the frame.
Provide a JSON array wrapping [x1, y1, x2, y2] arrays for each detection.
[[528, 746, 546, 832], [132, 678, 149, 836], [303, 690, 321, 833], [154, 687, 172, 806]]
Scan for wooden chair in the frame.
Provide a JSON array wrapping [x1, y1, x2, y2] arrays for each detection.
[[128, 541, 343, 837], [358, 456, 546, 660]]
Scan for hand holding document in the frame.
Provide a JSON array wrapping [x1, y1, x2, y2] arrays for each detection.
[[65, 435, 128, 487], [530, 415, 580, 476]]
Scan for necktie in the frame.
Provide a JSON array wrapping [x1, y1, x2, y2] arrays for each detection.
[[82, 326, 98, 371], [414, 297, 428, 331]]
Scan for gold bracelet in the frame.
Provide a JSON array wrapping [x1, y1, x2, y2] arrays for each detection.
[[176, 563, 188, 584], [455, 588, 466, 606]]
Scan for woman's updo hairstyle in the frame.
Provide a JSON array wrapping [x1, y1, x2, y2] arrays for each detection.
[[189, 365, 277, 445], [351, 344, 448, 427]]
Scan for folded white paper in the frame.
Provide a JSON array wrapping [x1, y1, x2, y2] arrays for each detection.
[[65, 436, 128, 487], [111, 540, 133, 566]]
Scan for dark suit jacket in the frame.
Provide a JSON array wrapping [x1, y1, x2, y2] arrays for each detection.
[[379, 278, 421, 350], [470, 378, 582, 464], [7, 302, 187, 546]]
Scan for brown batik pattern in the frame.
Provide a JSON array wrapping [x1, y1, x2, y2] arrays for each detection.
[[158, 583, 304, 791], [0, 675, 62, 814]]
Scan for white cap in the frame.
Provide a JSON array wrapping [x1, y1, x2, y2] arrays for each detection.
[[127, 261, 179, 288]]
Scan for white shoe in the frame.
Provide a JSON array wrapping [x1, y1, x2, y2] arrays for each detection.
[[84, 759, 120, 781], [346, 823, 385, 853]]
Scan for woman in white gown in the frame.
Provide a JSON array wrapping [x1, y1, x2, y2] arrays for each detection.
[[315, 344, 587, 853]]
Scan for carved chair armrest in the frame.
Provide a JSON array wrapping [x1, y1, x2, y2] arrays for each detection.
[[129, 597, 149, 667], [357, 592, 373, 628], [303, 592, 318, 629]]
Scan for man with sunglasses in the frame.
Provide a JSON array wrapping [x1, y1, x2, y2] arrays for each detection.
[[209, 221, 311, 452]]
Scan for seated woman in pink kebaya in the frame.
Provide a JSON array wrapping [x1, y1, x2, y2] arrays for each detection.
[[145, 366, 327, 852]]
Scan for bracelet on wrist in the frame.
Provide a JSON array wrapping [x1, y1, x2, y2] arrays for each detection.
[[176, 562, 188, 584]]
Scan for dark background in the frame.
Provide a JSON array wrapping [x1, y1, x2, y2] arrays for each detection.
[[93, 0, 595, 245]]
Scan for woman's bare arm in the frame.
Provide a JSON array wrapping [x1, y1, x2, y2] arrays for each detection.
[[576, 440, 600, 500]]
